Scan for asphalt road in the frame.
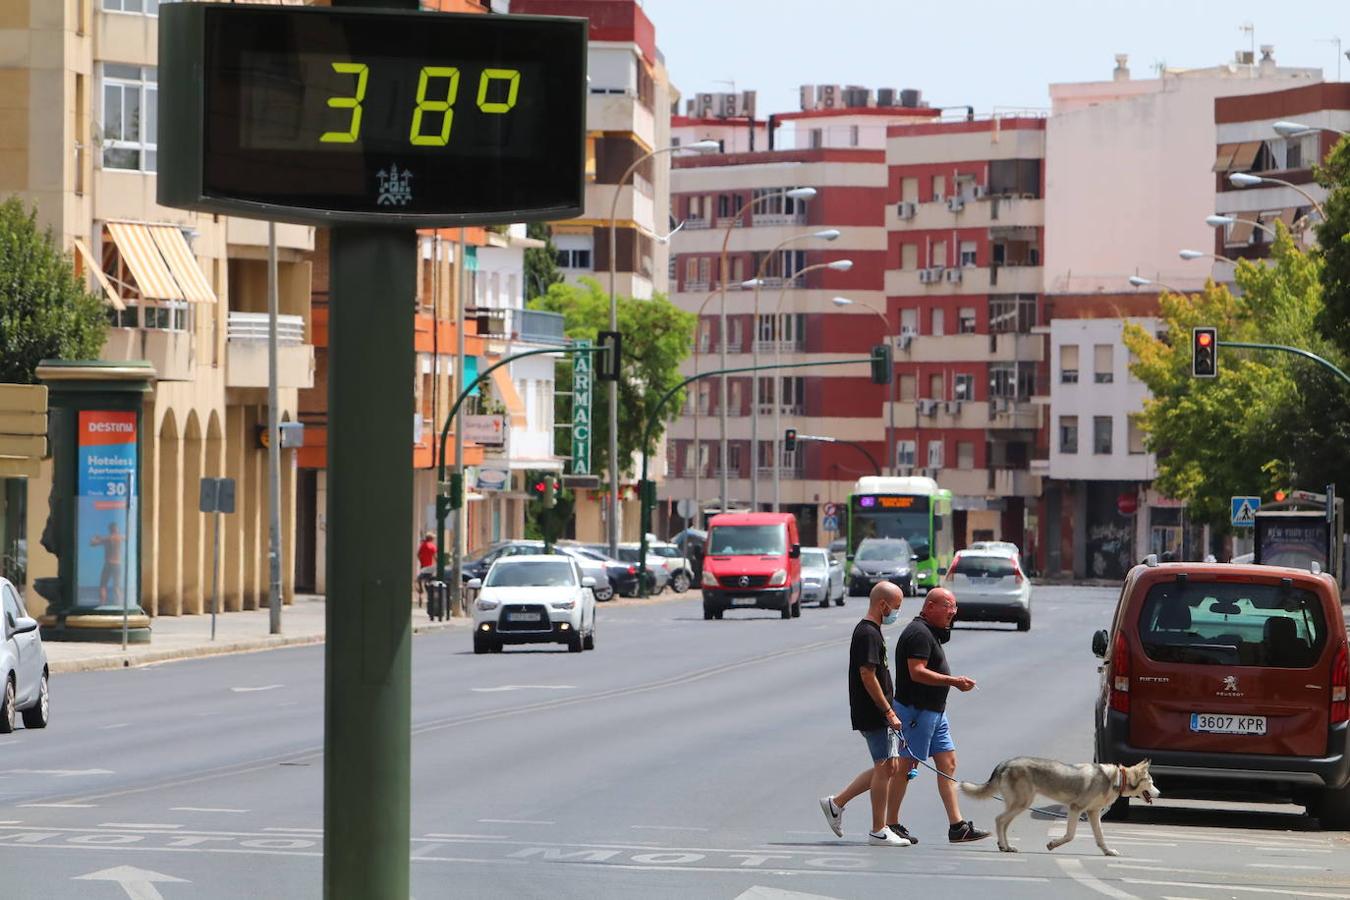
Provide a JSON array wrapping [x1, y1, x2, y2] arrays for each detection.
[[2, 585, 1348, 899]]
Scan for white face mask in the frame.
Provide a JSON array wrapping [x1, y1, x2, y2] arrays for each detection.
[[882, 608, 900, 626]]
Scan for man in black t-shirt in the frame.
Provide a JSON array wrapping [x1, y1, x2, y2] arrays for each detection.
[[818, 582, 912, 846], [889, 587, 990, 845]]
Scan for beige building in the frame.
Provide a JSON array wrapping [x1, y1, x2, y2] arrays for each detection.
[[1, 0, 314, 617]]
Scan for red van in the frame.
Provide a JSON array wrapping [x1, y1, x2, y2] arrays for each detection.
[[1092, 559, 1350, 826], [701, 512, 802, 620]]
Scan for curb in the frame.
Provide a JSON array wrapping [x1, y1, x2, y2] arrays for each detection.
[[48, 617, 470, 674]]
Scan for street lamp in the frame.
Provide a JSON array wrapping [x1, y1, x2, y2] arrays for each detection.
[[832, 295, 896, 479], [1272, 120, 1349, 138], [1205, 214, 1278, 240], [1179, 249, 1235, 264], [689, 288, 723, 529], [715, 186, 817, 518], [766, 258, 853, 512], [1128, 275, 1184, 293], [1228, 171, 1327, 220], [749, 228, 840, 508], [606, 138, 717, 557]]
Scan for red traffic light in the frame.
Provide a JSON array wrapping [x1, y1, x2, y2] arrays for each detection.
[[533, 481, 547, 493], [1275, 490, 1287, 502]]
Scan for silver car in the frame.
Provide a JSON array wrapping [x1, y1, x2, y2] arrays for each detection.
[[2, 578, 49, 732], [800, 547, 844, 608]]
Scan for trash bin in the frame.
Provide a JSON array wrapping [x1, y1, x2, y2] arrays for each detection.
[[425, 580, 448, 621]]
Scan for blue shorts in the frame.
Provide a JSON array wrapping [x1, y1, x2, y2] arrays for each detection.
[[892, 701, 955, 761], [859, 726, 901, 764]]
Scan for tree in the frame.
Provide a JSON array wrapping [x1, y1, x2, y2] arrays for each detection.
[[530, 277, 696, 480], [523, 222, 563, 302], [1123, 226, 1346, 528], [1314, 135, 1350, 358], [0, 197, 108, 383]]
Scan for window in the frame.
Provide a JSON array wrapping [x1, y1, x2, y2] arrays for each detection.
[[895, 440, 916, 468], [849, 125, 860, 147], [698, 257, 711, 286], [987, 158, 1042, 197], [932, 174, 947, 202], [1128, 349, 1141, 382], [728, 317, 744, 350], [1128, 415, 1147, 455], [555, 248, 592, 269], [1059, 416, 1078, 454], [899, 374, 916, 402], [901, 244, 918, 271], [727, 443, 742, 471], [1094, 344, 1114, 384], [958, 307, 977, 334], [102, 64, 157, 171], [104, 0, 171, 13], [989, 362, 1035, 399], [685, 257, 698, 287], [931, 307, 945, 337], [954, 373, 973, 401], [928, 373, 943, 400], [927, 439, 945, 469], [1093, 416, 1113, 454], [695, 381, 711, 414], [779, 376, 804, 413], [901, 177, 919, 204], [956, 441, 974, 469], [931, 240, 947, 269], [959, 241, 978, 267], [989, 294, 1037, 334], [1138, 581, 1326, 668], [1059, 344, 1079, 384], [899, 307, 917, 334], [809, 128, 823, 149]]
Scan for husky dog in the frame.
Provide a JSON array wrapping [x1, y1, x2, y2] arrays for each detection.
[[960, 758, 1159, 856]]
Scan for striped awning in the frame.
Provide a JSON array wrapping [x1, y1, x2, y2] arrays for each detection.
[[148, 225, 216, 303], [105, 222, 184, 302], [72, 237, 124, 311]]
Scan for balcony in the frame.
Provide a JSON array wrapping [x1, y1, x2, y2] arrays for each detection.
[[225, 218, 314, 252], [102, 327, 194, 382], [465, 307, 567, 346], [991, 468, 1040, 498], [225, 312, 314, 389], [886, 265, 1043, 296], [902, 333, 1043, 364], [892, 196, 1044, 232], [585, 182, 653, 227], [987, 399, 1042, 431], [587, 92, 656, 143]]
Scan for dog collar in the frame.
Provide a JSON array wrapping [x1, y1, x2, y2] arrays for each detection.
[[1116, 765, 1127, 794]]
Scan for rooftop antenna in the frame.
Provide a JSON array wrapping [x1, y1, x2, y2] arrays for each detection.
[[1317, 37, 1343, 81], [1240, 22, 1255, 77]]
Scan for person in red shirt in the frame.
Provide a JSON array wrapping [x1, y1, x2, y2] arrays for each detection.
[[416, 532, 437, 598]]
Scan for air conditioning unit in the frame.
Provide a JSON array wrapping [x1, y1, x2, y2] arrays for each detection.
[[696, 93, 716, 117], [947, 196, 965, 213], [718, 92, 739, 118], [918, 268, 934, 284], [945, 400, 962, 415], [945, 268, 963, 284], [817, 84, 841, 108], [799, 85, 818, 111], [918, 399, 937, 416], [897, 201, 916, 220], [929, 266, 946, 282], [973, 184, 988, 200], [995, 397, 1011, 413], [739, 90, 757, 118]]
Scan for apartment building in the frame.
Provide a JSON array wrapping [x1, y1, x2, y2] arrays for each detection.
[[1039, 51, 1321, 577], [885, 115, 1047, 556], [1, 0, 316, 616], [661, 87, 936, 543]]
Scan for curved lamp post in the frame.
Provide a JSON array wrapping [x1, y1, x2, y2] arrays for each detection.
[[1205, 214, 1278, 240], [1272, 120, 1349, 138], [606, 139, 717, 556], [1228, 171, 1327, 221], [1179, 249, 1235, 264], [832, 295, 896, 480], [1128, 275, 1184, 293]]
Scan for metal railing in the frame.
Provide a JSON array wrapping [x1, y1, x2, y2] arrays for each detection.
[[227, 311, 305, 344]]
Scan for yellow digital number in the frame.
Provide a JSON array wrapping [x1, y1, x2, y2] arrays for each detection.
[[476, 68, 521, 114], [409, 67, 460, 147], [319, 62, 368, 144]]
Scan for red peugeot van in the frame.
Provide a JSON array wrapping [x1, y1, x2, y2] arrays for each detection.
[[701, 512, 802, 620], [1092, 559, 1350, 826]]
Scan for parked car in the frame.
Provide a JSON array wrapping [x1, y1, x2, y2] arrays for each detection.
[[470, 556, 597, 654], [1092, 559, 1350, 826], [967, 540, 1021, 561], [670, 529, 707, 581], [549, 545, 615, 601], [555, 543, 635, 599], [1, 577, 49, 732], [647, 542, 694, 593], [945, 549, 1032, 630], [459, 541, 538, 583], [700, 512, 802, 620], [848, 538, 915, 597], [800, 547, 844, 608], [579, 544, 661, 596], [828, 538, 848, 565]]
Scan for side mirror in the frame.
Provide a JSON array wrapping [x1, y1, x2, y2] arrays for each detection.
[[1091, 629, 1108, 658], [789, 544, 801, 559], [846, 554, 855, 563], [581, 576, 596, 588], [13, 617, 38, 635], [467, 578, 483, 590]]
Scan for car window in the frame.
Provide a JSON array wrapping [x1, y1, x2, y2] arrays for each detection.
[[953, 556, 1016, 578], [485, 561, 577, 588], [709, 525, 786, 555], [653, 546, 680, 558], [1137, 581, 1328, 668], [2, 588, 20, 632], [800, 550, 828, 567], [856, 541, 910, 562]]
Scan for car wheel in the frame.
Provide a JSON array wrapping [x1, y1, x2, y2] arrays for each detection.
[[1017, 612, 1032, 632], [567, 630, 584, 653], [473, 633, 489, 655], [672, 573, 691, 594], [0, 677, 14, 734], [594, 584, 614, 602], [1102, 794, 1130, 821], [21, 671, 49, 729], [781, 604, 791, 620], [713, 610, 723, 620], [490, 639, 504, 653], [835, 594, 845, 607], [1318, 784, 1350, 830], [792, 599, 802, 618], [583, 623, 595, 651]]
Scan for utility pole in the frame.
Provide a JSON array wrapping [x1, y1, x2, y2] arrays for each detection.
[[452, 228, 467, 615], [267, 222, 282, 634]]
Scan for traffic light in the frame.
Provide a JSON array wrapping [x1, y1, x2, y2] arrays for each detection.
[[543, 476, 558, 509], [597, 330, 622, 382], [529, 476, 548, 502], [1192, 327, 1218, 378], [870, 344, 893, 385], [784, 428, 797, 453], [1275, 490, 1288, 502], [448, 472, 463, 510]]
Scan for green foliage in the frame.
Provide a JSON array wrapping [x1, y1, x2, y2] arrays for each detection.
[[1123, 226, 1346, 528], [523, 222, 563, 301], [1314, 135, 1350, 358], [525, 489, 575, 547], [530, 277, 696, 480], [0, 197, 108, 383]]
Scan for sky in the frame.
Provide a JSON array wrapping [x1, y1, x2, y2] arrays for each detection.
[[639, 0, 1350, 116]]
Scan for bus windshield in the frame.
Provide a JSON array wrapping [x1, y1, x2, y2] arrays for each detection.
[[850, 502, 930, 558]]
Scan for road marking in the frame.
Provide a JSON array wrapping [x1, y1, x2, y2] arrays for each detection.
[[734, 888, 843, 900], [1247, 863, 1325, 870], [425, 833, 509, 841], [1056, 857, 1140, 900], [471, 685, 577, 693], [1255, 846, 1332, 853], [100, 723, 130, 730], [171, 808, 247, 814], [100, 824, 183, 830], [230, 684, 283, 693], [262, 827, 323, 833], [631, 825, 709, 832], [20, 803, 97, 809], [479, 819, 554, 825], [1123, 879, 1350, 898], [73, 865, 187, 900], [5, 769, 113, 777]]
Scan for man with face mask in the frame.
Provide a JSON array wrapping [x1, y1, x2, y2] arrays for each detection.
[[889, 587, 989, 845], [819, 581, 911, 846]]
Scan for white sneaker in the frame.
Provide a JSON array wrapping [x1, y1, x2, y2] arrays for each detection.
[[869, 828, 912, 847], [819, 796, 843, 837]]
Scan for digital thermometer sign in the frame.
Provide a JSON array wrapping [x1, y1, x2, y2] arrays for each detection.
[[158, 4, 586, 226]]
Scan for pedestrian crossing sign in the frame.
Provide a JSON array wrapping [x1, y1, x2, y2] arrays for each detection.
[[1231, 496, 1260, 527]]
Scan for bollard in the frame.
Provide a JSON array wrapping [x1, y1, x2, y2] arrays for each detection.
[[425, 580, 448, 622]]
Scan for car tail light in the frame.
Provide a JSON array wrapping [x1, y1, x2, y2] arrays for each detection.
[[1013, 563, 1025, 585], [626, 565, 637, 575], [1332, 641, 1349, 725], [944, 554, 960, 584], [1109, 631, 1130, 714]]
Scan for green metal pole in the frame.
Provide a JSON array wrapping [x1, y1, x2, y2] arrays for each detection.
[[324, 226, 414, 900], [1218, 341, 1350, 387], [636, 356, 877, 595]]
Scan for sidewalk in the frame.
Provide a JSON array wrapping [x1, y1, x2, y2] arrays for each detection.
[[43, 586, 695, 674]]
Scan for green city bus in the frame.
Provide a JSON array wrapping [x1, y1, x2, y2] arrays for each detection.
[[846, 476, 954, 594]]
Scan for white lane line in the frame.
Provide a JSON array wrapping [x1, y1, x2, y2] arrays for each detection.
[[1247, 863, 1325, 870], [99, 823, 183, 830], [4, 769, 113, 777], [0, 820, 20, 825], [20, 803, 97, 809], [262, 827, 322, 833], [1255, 846, 1332, 853], [424, 833, 509, 841], [1123, 879, 1350, 898], [1115, 829, 1327, 848], [99, 724, 130, 730], [230, 684, 283, 693], [631, 825, 709, 832], [1056, 857, 1140, 900], [170, 808, 247, 814], [470, 685, 577, 693], [478, 819, 554, 825]]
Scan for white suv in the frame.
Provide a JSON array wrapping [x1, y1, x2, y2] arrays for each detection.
[[470, 556, 597, 654]]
